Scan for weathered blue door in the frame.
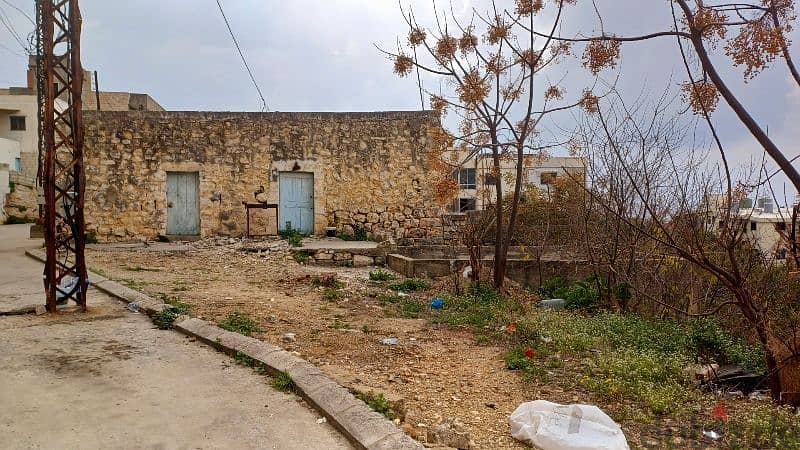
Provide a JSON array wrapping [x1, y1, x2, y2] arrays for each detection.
[[279, 172, 314, 234], [166, 171, 200, 236]]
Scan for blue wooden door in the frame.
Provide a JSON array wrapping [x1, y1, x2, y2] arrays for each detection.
[[166, 172, 200, 236], [279, 172, 314, 234]]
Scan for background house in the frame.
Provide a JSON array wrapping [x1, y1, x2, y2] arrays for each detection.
[[707, 194, 798, 261], [452, 152, 585, 212], [0, 60, 164, 221]]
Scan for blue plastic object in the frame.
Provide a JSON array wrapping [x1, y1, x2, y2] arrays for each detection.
[[431, 298, 444, 309]]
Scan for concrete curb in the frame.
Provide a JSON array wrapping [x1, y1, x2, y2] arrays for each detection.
[[24, 249, 422, 450]]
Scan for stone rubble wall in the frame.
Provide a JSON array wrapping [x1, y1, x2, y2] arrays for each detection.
[[83, 111, 447, 243]]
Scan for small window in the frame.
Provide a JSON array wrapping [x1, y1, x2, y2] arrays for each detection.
[[459, 198, 477, 212], [455, 168, 476, 189], [484, 173, 498, 186], [750, 222, 757, 231], [777, 250, 787, 260], [776, 222, 787, 231], [13, 158, 20, 172], [540, 171, 558, 185], [10, 116, 25, 131]]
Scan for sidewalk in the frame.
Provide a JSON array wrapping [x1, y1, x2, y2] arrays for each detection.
[[0, 224, 351, 450]]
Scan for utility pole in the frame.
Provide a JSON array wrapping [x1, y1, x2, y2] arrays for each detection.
[[36, 0, 88, 313]]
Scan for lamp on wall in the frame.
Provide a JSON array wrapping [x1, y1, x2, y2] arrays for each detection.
[[271, 168, 279, 181]]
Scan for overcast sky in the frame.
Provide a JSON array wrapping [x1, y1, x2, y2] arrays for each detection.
[[1, 0, 798, 200]]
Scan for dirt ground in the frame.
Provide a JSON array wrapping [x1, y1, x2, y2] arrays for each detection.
[[86, 239, 556, 449], [84, 238, 773, 449]]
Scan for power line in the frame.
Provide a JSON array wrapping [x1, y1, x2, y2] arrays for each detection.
[[214, 0, 269, 111], [0, 5, 29, 53], [0, 0, 34, 26]]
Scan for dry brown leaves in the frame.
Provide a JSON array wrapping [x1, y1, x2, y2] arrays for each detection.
[[582, 39, 621, 75], [435, 35, 459, 61], [681, 80, 720, 115], [408, 28, 427, 47], [394, 54, 414, 77], [457, 69, 491, 106]]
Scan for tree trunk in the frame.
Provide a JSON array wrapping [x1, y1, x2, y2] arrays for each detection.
[[766, 336, 800, 406], [491, 138, 505, 289]]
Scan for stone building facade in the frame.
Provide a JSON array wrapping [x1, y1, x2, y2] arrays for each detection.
[[84, 110, 446, 243]]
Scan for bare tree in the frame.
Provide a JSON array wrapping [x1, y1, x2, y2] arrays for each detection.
[[533, 0, 800, 193], [578, 90, 800, 406], [382, 0, 583, 288]]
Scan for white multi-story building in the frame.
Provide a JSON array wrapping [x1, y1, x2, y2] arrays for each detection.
[[452, 152, 585, 212], [708, 195, 797, 261]]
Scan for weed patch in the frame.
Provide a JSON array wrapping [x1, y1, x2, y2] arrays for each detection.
[[152, 309, 178, 330], [389, 278, 430, 292], [293, 251, 310, 264], [312, 274, 345, 289], [125, 266, 162, 272], [356, 391, 396, 419], [218, 311, 262, 336], [323, 288, 342, 301], [272, 371, 296, 393], [369, 269, 396, 282], [280, 224, 305, 247]]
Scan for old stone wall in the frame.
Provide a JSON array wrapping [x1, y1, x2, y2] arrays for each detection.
[[83, 111, 446, 242]]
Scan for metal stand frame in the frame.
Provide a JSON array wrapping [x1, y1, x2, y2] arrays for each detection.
[[37, 0, 87, 313]]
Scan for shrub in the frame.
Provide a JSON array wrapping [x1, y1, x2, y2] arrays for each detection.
[[689, 319, 766, 373], [356, 391, 396, 419], [218, 311, 262, 336], [564, 280, 600, 309], [537, 276, 570, 299], [389, 278, 430, 292], [369, 269, 396, 282]]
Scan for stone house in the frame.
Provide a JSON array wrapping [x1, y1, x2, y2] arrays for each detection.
[[84, 110, 446, 243]]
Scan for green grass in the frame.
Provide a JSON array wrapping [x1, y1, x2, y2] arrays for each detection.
[[271, 371, 296, 393], [218, 311, 262, 336], [398, 298, 424, 318], [389, 278, 430, 292], [369, 269, 396, 282], [431, 283, 524, 329], [356, 391, 396, 419]]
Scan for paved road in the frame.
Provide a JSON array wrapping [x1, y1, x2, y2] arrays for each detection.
[[0, 224, 352, 450]]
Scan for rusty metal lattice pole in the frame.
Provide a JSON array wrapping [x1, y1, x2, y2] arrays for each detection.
[[37, 0, 87, 313]]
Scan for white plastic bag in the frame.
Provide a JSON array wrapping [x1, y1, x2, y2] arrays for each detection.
[[509, 400, 629, 450]]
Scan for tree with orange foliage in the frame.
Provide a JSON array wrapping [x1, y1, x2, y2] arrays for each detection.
[[382, 0, 583, 288]]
